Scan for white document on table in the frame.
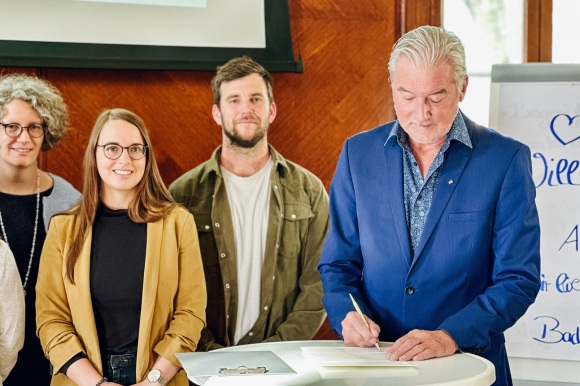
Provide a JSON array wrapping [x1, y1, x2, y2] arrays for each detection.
[[300, 346, 414, 367]]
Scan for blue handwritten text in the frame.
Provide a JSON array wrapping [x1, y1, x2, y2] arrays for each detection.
[[555, 273, 580, 293], [559, 225, 579, 252], [533, 152, 580, 187], [540, 273, 551, 292], [533, 316, 580, 345]]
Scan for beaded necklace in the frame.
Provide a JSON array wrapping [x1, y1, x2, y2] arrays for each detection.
[[0, 171, 40, 296]]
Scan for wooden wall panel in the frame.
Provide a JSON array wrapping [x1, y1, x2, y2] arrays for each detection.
[[272, 0, 396, 188], [396, 0, 442, 37], [525, 0, 553, 62], [3, 0, 400, 340]]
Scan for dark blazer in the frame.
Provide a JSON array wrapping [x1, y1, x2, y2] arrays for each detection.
[[318, 113, 541, 385]]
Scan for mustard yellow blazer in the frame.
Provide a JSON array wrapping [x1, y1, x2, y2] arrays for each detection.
[[36, 206, 206, 386]]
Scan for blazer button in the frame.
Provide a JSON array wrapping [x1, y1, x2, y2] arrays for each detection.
[[405, 286, 415, 295]]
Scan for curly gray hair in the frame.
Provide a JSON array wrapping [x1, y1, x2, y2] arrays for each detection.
[[0, 74, 69, 150]]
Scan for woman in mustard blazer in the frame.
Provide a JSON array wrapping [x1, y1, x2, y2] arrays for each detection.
[[36, 108, 206, 386]]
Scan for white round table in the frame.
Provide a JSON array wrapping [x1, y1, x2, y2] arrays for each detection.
[[194, 340, 495, 386]]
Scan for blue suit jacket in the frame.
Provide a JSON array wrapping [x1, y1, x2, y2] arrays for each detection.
[[318, 113, 541, 385]]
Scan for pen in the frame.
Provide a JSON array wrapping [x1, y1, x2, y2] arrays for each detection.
[[349, 293, 381, 351]]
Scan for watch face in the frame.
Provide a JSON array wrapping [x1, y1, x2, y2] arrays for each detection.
[[148, 369, 161, 382]]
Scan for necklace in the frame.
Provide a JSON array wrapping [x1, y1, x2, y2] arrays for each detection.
[[0, 171, 40, 297]]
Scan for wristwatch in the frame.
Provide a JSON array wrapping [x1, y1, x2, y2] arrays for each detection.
[[147, 369, 166, 386]]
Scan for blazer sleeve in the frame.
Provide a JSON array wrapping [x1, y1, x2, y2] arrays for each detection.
[[318, 140, 369, 334], [36, 217, 89, 372]]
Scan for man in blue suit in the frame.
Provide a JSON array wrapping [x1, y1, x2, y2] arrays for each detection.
[[318, 26, 541, 386]]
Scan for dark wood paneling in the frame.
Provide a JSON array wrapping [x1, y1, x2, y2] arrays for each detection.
[[396, 0, 442, 38], [272, 0, 396, 188], [525, 0, 553, 62]]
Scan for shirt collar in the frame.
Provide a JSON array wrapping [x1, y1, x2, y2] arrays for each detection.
[[199, 144, 290, 182]]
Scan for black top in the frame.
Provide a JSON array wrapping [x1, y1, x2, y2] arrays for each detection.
[[0, 188, 53, 386], [60, 204, 148, 374], [0, 189, 50, 288], [90, 204, 147, 355]]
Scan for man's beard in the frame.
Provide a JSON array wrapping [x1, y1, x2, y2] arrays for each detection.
[[223, 121, 269, 149]]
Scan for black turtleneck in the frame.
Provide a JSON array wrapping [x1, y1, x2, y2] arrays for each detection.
[[90, 204, 147, 355]]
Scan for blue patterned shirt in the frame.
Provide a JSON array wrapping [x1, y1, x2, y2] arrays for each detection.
[[386, 112, 472, 258]]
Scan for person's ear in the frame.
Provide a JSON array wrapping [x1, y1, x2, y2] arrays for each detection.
[[459, 75, 469, 102], [212, 104, 222, 125], [268, 102, 277, 124]]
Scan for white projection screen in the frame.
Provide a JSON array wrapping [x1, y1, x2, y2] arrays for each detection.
[[0, 0, 301, 72]]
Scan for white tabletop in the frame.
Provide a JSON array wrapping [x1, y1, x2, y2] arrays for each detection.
[[193, 340, 496, 386]]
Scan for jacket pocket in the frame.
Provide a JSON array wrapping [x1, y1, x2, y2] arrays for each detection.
[[448, 209, 491, 222], [279, 203, 314, 257]]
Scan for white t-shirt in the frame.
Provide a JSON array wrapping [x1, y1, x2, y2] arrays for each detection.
[[221, 159, 273, 344]]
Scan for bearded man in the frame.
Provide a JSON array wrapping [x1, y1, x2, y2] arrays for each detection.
[[170, 56, 329, 351]]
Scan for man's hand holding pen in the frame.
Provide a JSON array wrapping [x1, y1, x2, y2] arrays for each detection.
[[342, 313, 459, 362], [341, 293, 457, 362], [341, 311, 381, 348]]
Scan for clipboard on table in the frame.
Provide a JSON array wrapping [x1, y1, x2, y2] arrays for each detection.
[[176, 350, 296, 377]]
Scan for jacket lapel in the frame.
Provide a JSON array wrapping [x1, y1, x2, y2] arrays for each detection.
[[412, 140, 473, 264], [383, 140, 413, 268], [72, 227, 103, 370], [137, 219, 162, 376]]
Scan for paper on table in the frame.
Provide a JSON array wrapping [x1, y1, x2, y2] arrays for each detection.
[[300, 346, 414, 367]]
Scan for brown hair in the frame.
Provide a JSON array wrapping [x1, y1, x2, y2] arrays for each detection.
[[64, 108, 176, 282], [211, 56, 274, 106]]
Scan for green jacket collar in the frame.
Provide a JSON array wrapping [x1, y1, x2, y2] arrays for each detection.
[[199, 144, 290, 182]]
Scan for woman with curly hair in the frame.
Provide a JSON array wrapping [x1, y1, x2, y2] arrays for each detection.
[[0, 73, 80, 385]]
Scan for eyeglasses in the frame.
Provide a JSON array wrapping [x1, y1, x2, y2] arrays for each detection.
[[0, 122, 46, 138], [96, 143, 148, 160]]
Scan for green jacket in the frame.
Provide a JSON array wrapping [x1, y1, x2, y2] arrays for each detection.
[[170, 145, 328, 351]]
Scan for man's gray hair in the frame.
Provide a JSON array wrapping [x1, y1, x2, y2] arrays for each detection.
[[388, 25, 467, 93]]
